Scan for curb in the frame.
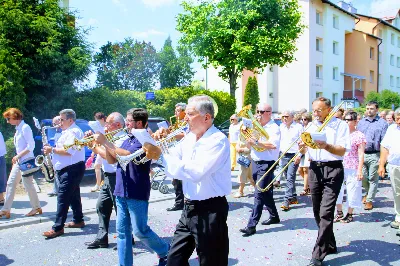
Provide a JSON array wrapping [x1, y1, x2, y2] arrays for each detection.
[[0, 181, 239, 230]]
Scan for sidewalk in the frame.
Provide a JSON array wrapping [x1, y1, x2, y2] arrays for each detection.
[[0, 170, 240, 230]]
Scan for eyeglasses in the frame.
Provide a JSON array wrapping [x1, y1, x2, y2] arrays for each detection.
[[256, 110, 271, 114], [281, 116, 289, 118], [344, 118, 355, 122]]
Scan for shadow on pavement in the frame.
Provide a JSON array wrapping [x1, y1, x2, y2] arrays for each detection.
[[0, 254, 14, 265]]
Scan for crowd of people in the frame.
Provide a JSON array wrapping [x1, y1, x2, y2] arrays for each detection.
[[0, 96, 399, 266]]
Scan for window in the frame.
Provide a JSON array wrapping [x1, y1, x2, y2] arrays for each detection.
[[397, 57, 400, 68], [316, 92, 323, 98], [333, 67, 339, 80], [332, 93, 338, 106], [316, 38, 323, 52], [378, 29, 383, 38], [390, 75, 394, 87], [333, 15, 339, 29], [333, 41, 339, 55], [391, 55, 395, 66], [398, 37, 400, 48], [379, 74, 382, 85], [369, 47, 374, 59], [397, 77, 400, 88], [316, 11, 323, 25], [369, 70, 374, 83], [316, 65, 322, 79], [379, 52, 382, 63], [391, 33, 395, 45]]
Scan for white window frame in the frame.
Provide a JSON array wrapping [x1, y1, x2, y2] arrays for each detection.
[[397, 57, 400, 68], [398, 37, 400, 48], [333, 15, 339, 29], [316, 11, 323, 25], [391, 55, 395, 66], [390, 75, 394, 87], [391, 33, 395, 45], [369, 47, 374, 59], [379, 74, 382, 85], [379, 52, 382, 63], [333, 67, 339, 81], [397, 77, 400, 88], [333, 41, 339, 55], [316, 92, 323, 98], [369, 70, 374, 83], [332, 93, 338, 106], [316, 38, 323, 52], [316, 65, 323, 79]]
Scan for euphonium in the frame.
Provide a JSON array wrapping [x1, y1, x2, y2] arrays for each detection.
[[117, 123, 187, 172], [236, 105, 269, 152], [63, 127, 130, 151]]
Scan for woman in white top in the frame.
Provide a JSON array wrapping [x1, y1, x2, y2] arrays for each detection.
[[0, 108, 41, 219], [0, 131, 6, 205], [298, 113, 312, 196]]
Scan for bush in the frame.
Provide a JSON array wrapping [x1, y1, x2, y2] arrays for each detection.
[[4, 137, 14, 175], [243, 77, 260, 112], [364, 90, 400, 109]]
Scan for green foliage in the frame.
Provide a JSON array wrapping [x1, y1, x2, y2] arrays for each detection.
[[94, 38, 159, 92], [243, 77, 260, 112], [176, 0, 305, 97], [72, 87, 235, 126], [4, 137, 14, 172], [364, 90, 400, 109], [0, 0, 92, 135]]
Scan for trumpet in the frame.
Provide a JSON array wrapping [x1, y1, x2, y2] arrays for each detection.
[[117, 123, 187, 172], [255, 102, 345, 192], [63, 127, 130, 151]]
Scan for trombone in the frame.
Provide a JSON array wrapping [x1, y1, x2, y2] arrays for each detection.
[[255, 101, 345, 192]]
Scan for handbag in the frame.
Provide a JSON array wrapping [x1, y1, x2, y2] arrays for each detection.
[[237, 155, 251, 168], [19, 158, 41, 177]]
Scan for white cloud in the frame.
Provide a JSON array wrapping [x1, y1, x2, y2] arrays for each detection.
[[111, 0, 128, 13], [368, 0, 400, 15], [141, 0, 180, 8], [132, 29, 167, 39]]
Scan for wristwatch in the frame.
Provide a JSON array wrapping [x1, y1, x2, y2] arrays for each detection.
[[255, 140, 259, 145]]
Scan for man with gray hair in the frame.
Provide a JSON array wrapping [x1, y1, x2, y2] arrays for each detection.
[[42, 109, 86, 239], [279, 110, 303, 211], [161, 95, 231, 265]]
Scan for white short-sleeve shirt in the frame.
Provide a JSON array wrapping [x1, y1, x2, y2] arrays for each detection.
[[250, 119, 281, 161], [381, 125, 400, 166]]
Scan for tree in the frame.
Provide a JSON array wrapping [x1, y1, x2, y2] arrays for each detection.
[[158, 37, 194, 89], [94, 38, 159, 92], [0, 0, 92, 133], [364, 90, 400, 109], [243, 77, 260, 112], [176, 0, 305, 97]]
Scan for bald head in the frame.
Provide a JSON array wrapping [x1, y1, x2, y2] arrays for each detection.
[[108, 112, 125, 127], [256, 103, 272, 125]]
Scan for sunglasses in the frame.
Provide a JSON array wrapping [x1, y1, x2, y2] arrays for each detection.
[[256, 110, 271, 114], [344, 118, 355, 122], [281, 116, 289, 118]]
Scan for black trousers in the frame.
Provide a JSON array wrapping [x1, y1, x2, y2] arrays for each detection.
[[308, 161, 344, 261], [53, 161, 85, 232], [247, 160, 279, 228], [96, 172, 117, 241], [172, 179, 184, 208], [167, 196, 229, 266]]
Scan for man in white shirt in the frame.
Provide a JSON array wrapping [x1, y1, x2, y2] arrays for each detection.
[[279, 110, 303, 211], [161, 95, 231, 265], [229, 114, 240, 170], [239, 103, 281, 237], [378, 111, 400, 237], [84, 112, 128, 249], [42, 109, 86, 239], [299, 97, 351, 266]]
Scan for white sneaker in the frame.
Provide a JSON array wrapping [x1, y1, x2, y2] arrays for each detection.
[[90, 184, 100, 192]]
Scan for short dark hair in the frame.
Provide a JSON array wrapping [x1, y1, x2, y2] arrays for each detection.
[[94, 112, 106, 120], [366, 101, 379, 109], [127, 108, 148, 126], [345, 111, 358, 121], [312, 97, 331, 107]]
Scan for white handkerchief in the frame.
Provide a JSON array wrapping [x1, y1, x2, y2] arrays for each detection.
[[310, 132, 327, 142], [131, 129, 157, 146], [242, 118, 253, 129], [157, 121, 169, 129]]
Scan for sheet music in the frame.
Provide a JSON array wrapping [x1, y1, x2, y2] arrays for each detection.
[[131, 129, 156, 146]]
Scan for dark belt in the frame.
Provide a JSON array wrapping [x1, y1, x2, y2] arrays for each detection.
[[104, 172, 116, 177], [57, 161, 85, 173], [310, 160, 342, 167], [283, 153, 296, 157], [184, 196, 225, 206], [253, 160, 274, 165], [365, 151, 379, 154]]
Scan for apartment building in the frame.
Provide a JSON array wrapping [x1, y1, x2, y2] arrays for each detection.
[[355, 10, 400, 94]]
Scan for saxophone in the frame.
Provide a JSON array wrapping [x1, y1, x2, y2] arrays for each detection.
[[33, 118, 56, 182]]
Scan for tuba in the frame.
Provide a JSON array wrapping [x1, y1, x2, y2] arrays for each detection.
[[236, 105, 269, 152]]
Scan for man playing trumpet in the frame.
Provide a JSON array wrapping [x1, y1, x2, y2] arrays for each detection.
[[299, 97, 350, 266]]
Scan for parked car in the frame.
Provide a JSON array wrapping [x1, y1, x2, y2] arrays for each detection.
[[33, 119, 93, 164]]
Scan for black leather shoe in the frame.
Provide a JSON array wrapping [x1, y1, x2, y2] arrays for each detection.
[[166, 205, 183, 211], [239, 227, 256, 237], [85, 239, 108, 249], [396, 231, 400, 237], [307, 258, 322, 266], [261, 217, 280, 225], [132, 237, 135, 246], [327, 247, 338, 255]]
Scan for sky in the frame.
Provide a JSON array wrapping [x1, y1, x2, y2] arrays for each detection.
[[70, 0, 400, 86]]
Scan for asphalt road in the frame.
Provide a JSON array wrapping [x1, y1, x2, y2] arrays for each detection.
[[1, 180, 400, 266]]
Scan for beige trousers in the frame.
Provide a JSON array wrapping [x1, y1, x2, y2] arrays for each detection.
[[389, 164, 400, 222], [1, 163, 41, 211]]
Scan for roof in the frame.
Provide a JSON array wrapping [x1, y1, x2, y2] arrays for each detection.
[[371, 8, 399, 21], [356, 13, 400, 34], [353, 29, 382, 40], [321, 0, 358, 19]]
